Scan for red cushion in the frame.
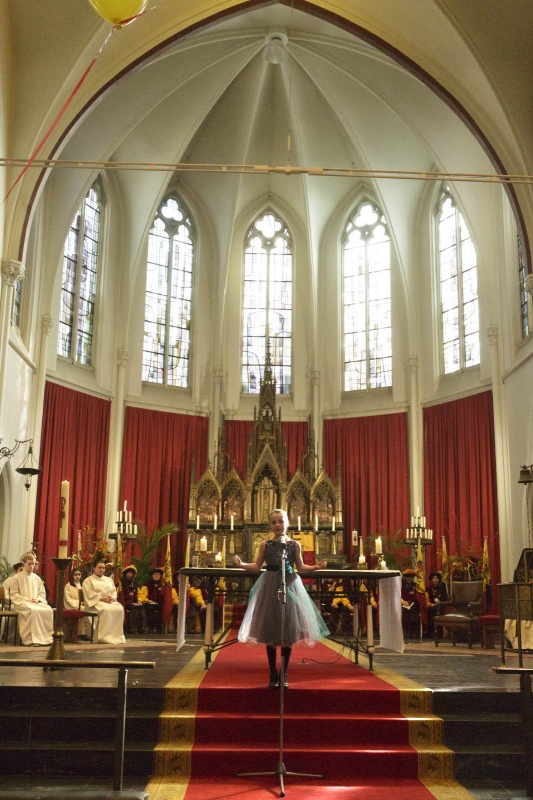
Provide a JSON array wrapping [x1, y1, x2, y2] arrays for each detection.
[[479, 614, 499, 625]]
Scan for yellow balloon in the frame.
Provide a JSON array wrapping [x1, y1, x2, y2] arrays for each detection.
[[87, 0, 148, 26]]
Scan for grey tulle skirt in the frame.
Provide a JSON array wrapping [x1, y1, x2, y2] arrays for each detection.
[[237, 570, 329, 647]]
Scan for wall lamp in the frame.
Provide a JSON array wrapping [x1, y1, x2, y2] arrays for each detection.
[[518, 465, 533, 485], [0, 438, 42, 490]]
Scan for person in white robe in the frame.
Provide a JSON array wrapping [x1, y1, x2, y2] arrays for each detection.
[[64, 566, 92, 640], [1, 562, 23, 642], [82, 561, 125, 645], [10, 554, 53, 646]]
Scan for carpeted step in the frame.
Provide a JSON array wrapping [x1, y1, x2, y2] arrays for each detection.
[[155, 741, 424, 779], [161, 710, 414, 745]]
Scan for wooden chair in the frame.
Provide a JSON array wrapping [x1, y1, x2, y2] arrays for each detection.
[[0, 585, 19, 645], [434, 580, 483, 648], [77, 588, 98, 642]]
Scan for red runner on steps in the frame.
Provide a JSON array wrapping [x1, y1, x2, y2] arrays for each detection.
[[182, 635, 440, 799]]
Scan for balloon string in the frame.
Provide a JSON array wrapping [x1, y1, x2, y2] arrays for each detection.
[[3, 26, 115, 202]]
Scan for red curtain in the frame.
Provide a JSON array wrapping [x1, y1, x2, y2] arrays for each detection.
[[323, 414, 410, 559], [120, 407, 209, 570], [223, 420, 309, 481], [34, 381, 111, 600], [423, 390, 500, 592]]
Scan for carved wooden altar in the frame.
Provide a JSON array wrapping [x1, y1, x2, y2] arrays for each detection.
[[188, 340, 344, 562]]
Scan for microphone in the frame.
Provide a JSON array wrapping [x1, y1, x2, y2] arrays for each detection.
[[279, 535, 288, 549]]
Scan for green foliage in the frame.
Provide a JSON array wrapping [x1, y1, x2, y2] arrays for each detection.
[[0, 554, 13, 585], [129, 522, 178, 587]]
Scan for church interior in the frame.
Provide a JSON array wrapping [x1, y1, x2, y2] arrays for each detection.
[[1, 1, 533, 798]]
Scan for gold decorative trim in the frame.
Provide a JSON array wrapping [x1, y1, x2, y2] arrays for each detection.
[[421, 779, 478, 800]]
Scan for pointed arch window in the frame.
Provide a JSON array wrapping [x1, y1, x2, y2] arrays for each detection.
[[437, 187, 479, 374], [57, 184, 101, 365], [143, 195, 193, 387], [343, 200, 391, 391], [242, 211, 292, 394], [518, 233, 530, 339]]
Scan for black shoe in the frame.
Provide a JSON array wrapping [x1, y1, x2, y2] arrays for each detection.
[[268, 673, 279, 689], [279, 672, 289, 689]]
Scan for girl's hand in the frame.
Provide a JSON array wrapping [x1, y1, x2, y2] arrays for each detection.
[[232, 555, 242, 567], [316, 560, 327, 569]]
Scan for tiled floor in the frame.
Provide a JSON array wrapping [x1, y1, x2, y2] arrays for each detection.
[[0, 633, 531, 799]]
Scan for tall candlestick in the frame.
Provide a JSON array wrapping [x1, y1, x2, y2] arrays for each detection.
[[58, 480, 70, 558]]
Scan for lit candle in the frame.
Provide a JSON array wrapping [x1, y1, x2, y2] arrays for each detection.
[[58, 480, 70, 558], [200, 536, 208, 552], [298, 516, 301, 531], [358, 554, 366, 565], [230, 515, 234, 531], [214, 514, 217, 531], [185, 534, 191, 568], [196, 515, 200, 530], [375, 536, 382, 555]]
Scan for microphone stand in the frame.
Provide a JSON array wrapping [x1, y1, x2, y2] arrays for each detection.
[[236, 538, 325, 797]]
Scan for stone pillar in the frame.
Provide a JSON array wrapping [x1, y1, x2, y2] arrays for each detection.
[[21, 314, 54, 550], [107, 348, 128, 532], [488, 326, 513, 580], [408, 356, 422, 516], [0, 259, 25, 408], [311, 369, 321, 467], [210, 366, 224, 465]]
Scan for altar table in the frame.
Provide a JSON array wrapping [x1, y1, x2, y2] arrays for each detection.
[[177, 567, 403, 670]]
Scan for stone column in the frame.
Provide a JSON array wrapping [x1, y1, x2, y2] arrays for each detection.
[[107, 348, 128, 532], [0, 259, 25, 408], [210, 366, 224, 465], [408, 356, 422, 516], [21, 314, 54, 550], [310, 369, 321, 467], [488, 327, 511, 581]]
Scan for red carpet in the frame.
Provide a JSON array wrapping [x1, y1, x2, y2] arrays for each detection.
[[179, 636, 444, 799]]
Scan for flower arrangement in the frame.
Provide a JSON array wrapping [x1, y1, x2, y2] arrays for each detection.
[[71, 525, 114, 576]]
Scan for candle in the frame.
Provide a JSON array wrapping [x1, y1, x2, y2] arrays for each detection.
[[200, 536, 208, 552], [214, 514, 217, 530], [129, 510, 132, 522], [58, 480, 70, 558], [212, 534, 217, 552], [358, 554, 366, 564], [298, 516, 301, 531], [315, 535, 319, 555], [315, 515, 318, 531], [134, 524, 138, 537], [196, 515, 200, 530], [359, 536, 364, 557], [185, 534, 191, 567], [222, 536, 226, 567], [230, 515, 234, 531], [215, 551, 222, 563], [124, 500, 127, 512], [332, 515, 336, 532], [332, 534, 337, 555], [375, 536, 382, 555]]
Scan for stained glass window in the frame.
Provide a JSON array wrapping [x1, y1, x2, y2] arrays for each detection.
[[57, 184, 100, 365], [438, 187, 479, 374], [242, 211, 292, 394], [518, 233, 529, 340], [343, 200, 391, 391], [143, 195, 193, 387]]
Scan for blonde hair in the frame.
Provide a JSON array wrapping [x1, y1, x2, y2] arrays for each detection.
[[21, 553, 36, 563], [270, 508, 289, 525]]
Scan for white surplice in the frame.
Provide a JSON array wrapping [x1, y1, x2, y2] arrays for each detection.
[[64, 582, 92, 639], [10, 571, 53, 646], [82, 574, 125, 645]]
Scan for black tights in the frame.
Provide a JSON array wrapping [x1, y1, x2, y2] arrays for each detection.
[[266, 644, 291, 676]]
